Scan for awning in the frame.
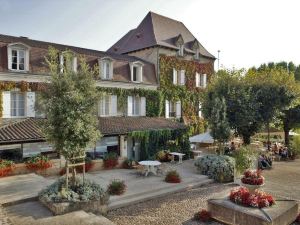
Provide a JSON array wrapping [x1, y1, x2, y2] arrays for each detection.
[[189, 131, 214, 144]]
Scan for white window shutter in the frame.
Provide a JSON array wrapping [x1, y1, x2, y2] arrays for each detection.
[[130, 63, 133, 81], [109, 61, 114, 79], [26, 92, 35, 117], [196, 73, 200, 87], [180, 70, 185, 85], [203, 74, 207, 87], [173, 68, 177, 85], [2, 91, 11, 118], [59, 54, 64, 73], [141, 97, 146, 116], [25, 50, 30, 71], [127, 96, 133, 116], [111, 95, 117, 116], [165, 100, 170, 118], [98, 99, 103, 116], [7, 47, 12, 70], [198, 102, 202, 118], [73, 57, 77, 72], [176, 101, 181, 118], [139, 66, 143, 82]]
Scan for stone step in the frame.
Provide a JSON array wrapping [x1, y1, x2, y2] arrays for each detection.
[[108, 177, 213, 210], [110, 175, 211, 203], [23, 210, 115, 225]]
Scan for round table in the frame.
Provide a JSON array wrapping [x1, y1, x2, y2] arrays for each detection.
[[138, 161, 161, 176], [169, 152, 185, 164]]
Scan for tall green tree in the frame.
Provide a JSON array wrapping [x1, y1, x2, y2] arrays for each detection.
[[295, 66, 300, 81], [281, 105, 300, 146], [41, 47, 100, 187], [209, 96, 231, 153]]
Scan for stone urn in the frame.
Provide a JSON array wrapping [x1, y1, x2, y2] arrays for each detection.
[[242, 183, 264, 194]]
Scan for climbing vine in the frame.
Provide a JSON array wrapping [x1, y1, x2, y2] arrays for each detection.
[[159, 55, 214, 134], [129, 128, 190, 160]]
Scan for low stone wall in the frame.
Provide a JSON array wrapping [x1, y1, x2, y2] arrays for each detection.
[[40, 197, 109, 216]]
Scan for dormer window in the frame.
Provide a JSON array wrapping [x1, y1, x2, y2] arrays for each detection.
[[59, 51, 77, 73], [7, 43, 30, 72], [100, 57, 113, 80], [194, 49, 200, 60], [130, 62, 143, 83], [178, 44, 184, 56]]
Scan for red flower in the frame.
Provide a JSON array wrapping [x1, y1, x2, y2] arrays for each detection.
[[194, 209, 211, 222]]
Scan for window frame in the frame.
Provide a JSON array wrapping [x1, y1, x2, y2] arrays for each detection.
[[130, 61, 144, 83], [99, 95, 111, 116], [100, 57, 114, 80], [169, 101, 176, 118], [7, 43, 30, 72], [132, 96, 141, 116], [10, 91, 26, 117]]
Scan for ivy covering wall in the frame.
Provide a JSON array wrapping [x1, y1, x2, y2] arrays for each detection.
[[129, 128, 190, 160], [159, 55, 214, 135]]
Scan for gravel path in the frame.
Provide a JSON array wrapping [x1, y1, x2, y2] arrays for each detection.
[[107, 183, 235, 225], [0, 205, 12, 225]]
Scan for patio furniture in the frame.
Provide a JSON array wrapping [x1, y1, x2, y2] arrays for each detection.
[[169, 152, 185, 164], [138, 160, 161, 176], [133, 164, 146, 176], [156, 163, 168, 176]]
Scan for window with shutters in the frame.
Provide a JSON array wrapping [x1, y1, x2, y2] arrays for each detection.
[[132, 96, 141, 116], [100, 58, 113, 79], [173, 69, 185, 85], [196, 73, 207, 88], [60, 51, 77, 73], [178, 44, 184, 56], [7, 43, 30, 72], [99, 95, 111, 116], [10, 92, 25, 117]]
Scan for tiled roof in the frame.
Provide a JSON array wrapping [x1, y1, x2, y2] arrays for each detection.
[[108, 11, 215, 59], [99, 117, 186, 135], [0, 117, 186, 144], [0, 118, 45, 144]]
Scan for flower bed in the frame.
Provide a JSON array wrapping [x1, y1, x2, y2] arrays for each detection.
[[25, 155, 52, 171], [165, 170, 181, 183], [229, 187, 275, 208], [241, 169, 264, 185], [103, 153, 118, 169], [0, 160, 15, 177]]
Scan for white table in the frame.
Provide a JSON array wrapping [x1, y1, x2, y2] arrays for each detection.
[[169, 152, 185, 164], [138, 161, 161, 176]]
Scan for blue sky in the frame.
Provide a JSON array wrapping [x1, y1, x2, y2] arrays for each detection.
[[0, 0, 299, 69]]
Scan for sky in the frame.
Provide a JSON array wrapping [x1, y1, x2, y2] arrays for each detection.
[[0, 0, 299, 69]]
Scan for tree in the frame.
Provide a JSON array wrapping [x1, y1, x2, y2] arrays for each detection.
[[281, 105, 300, 146], [295, 66, 300, 81], [41, 47, 100, 188], [209, 96, 230, 153], [203, 69, 261, 145]]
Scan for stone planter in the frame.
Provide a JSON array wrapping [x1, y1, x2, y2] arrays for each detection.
[[242, 183, 264, 194], [39, 195, 109, 216]]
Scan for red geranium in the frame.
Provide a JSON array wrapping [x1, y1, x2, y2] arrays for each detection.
[[241, 169, 264, 185], [229, 187, 275, 208], [194, 209, 211, 222]]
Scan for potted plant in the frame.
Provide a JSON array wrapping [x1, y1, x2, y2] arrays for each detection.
[[108, 179, 126, 195], [103, 152, 118, 169], [25, 154, 52, 171], [241, 169, 264, 193], [165, 170, 181, 183]]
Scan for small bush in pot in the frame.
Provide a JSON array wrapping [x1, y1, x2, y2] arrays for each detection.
[[108, 179, 126, 195], [194, 209, 211, 222], [122, 158, 137, 169], [25, 154, 52, 171], [103, 152, 118, 169], [165, 170, 181, 183]]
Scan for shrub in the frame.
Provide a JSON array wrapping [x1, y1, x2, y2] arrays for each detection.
[[165, 170, 181, 183], [290, 135, 300, 159], [108, 179, 126, 195], [39, 177, 109, 203], [0, 159, 15, 177], [25, 154, 52, 171], [122, 158, 137, 169], [103, 152, 118, 169], [233, 146, 258, 173], [156, 150, 171, 162], [194, 154, 235, 182], [194, 209, 211, 222]]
